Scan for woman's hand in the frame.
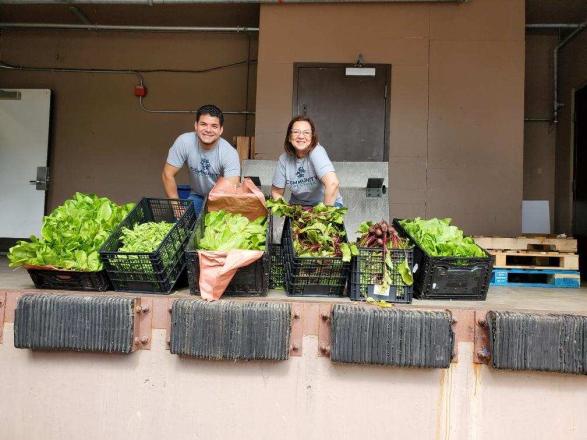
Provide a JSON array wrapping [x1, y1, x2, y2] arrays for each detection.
[[271, 185, 285, 200], [321, 172, 340, 206]]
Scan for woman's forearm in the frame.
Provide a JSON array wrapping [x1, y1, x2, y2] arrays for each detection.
[[323, 182, 339, 205]]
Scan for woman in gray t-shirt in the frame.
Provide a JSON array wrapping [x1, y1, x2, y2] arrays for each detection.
[[271, 116, 343, 207]]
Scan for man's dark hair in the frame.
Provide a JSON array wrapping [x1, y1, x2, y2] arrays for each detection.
[[196, 104, 224, 126]]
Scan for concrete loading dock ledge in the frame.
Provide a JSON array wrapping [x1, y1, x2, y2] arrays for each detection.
[[1, 260, 587, 439]]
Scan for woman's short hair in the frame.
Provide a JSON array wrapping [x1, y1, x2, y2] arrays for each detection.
[[284, 115, 318, 156]]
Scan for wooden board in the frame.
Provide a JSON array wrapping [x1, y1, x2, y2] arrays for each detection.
[[249, 136, 255, 159], [234, 136, 250, 162], [474, 236, 577, 253]]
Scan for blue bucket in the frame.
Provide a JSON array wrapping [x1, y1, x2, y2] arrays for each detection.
[[177, 184, 191, 200]]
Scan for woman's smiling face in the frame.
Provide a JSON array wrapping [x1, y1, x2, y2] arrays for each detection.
[[289, 120, 313, 156]]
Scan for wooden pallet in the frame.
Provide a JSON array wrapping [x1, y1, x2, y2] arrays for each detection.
[[489, 250, 579, 270], [475, 235, 577, 253], [491, 268, 581, 288]]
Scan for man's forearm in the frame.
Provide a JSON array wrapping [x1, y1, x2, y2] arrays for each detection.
[[162, 173, 179, 199], [224, 175, 240, 185]]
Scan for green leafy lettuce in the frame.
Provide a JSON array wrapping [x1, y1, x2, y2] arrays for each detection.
[[7, 193, 134, 271], [267, 198, 355, 262], [197, 210, 267, 251], [118, 222, 174, 253], [399, 217, 485, 258]]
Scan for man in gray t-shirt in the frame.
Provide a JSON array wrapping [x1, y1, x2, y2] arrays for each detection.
[[162, 105, 240, 215]]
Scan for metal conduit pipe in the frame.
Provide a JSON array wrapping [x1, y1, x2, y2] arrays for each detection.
[[553, 21, 587, 124], [0, 0, 465, 3], [139, 96, 255, 115], [0, 23, 259, 32], [526, 24, 582, 29], [524, 22, 586, 123], [0, 61, 255, 116], [524, 118, 552, 122], [2, 22, 574, 34]]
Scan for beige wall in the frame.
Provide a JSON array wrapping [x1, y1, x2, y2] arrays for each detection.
[[1, 325, 587, 440], [255, 0, 525, 235], [0, 30, 257, 210], [555, 30, 587, 233], [523, 34, 557, 229]]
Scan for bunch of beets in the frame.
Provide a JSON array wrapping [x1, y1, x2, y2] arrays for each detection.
[[357, 220, 409, 250]]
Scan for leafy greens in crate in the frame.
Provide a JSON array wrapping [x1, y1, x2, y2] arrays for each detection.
[[267, 199, 356, 262], [197, 210, 267, 251], [8, 193, 134, 271], [399, 217, 485, 257]]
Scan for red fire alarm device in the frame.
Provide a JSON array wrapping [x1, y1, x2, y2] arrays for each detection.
[[134, 85, 147, 97]]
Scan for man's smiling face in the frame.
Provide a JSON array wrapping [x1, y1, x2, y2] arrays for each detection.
[[195, 114, 223, 148]]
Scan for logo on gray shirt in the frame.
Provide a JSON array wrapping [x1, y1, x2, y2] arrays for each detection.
[[296, 165, 305, 178], [192, 157, 217, 178]]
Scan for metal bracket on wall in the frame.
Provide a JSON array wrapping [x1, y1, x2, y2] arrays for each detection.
[[318, 304, 333, 357], [165, 299, 174, 350], [0, 291, 6, 344], [473, 311, 491, 364], [289, 303, 303, 357], [133, 297, 153, 351]]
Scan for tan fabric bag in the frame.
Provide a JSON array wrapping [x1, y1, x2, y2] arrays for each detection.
[[197, 178, 268, 301]]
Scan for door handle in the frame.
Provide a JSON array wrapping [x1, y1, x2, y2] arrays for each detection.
[[30, 166, 50, 190]]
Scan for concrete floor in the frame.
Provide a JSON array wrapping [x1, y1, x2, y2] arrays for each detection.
[[2, 257, 586, 313]]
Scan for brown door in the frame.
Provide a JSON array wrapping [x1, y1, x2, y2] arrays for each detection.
[[293, 63, 390, 161]]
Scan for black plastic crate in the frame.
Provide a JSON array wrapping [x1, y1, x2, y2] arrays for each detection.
[[26, 268, 111, 292], [392, 219, 493, 300], [99, 198, 196, 294], [185, 208, 271, 297], [281, 217, 350, 297], [349, 246, 414, 304], [269, 243, 285, 289]]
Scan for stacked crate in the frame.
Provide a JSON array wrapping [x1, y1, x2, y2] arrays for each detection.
[[474, 236, 581, 288], [100, 198, 196, 294], [281, 217, 350, 297], [349, 243, 415, 304]]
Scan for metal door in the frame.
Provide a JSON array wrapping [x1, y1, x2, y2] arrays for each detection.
[[0, 89, 51, 248], [293, 63, 390, 161]]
